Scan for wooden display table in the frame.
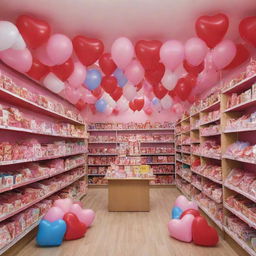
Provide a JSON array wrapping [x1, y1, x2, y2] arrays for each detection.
[[106, 178, 154, 212]]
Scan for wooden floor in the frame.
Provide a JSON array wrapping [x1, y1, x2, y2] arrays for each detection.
[[13, 188, 237, 256]]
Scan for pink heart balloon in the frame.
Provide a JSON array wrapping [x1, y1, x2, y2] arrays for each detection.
[[43, 206, 65, 222], [70, 204, 95, 227], [168, 214, 195, 242], [54, 198, 73, 213], [174, 195, 198, 211], [73, 201, 83, 207]]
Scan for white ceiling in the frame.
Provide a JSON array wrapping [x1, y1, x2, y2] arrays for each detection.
[[0, 0, 256, 50]]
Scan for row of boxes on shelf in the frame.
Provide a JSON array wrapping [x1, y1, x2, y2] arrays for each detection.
[[191, 139, 221, 158], [200, 124, 220, 136], [0, 167, 85, 221], [0, 155, 85, 189], [0, 178, 86, 250], [88, 121, 174, 130], [200, 110, 220, 125], [225, 216, 256, 252], [0, 105, 85, 137], [89, 134, 174, 143], [0, 74, 83, 123], [0, 139, 86, 162], [140, 146, 174, 154], [88, 147, 117, 154], [226, 112, 256, 131]]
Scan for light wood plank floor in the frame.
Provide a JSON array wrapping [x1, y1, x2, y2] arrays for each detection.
[[14, 188, 237, 256]]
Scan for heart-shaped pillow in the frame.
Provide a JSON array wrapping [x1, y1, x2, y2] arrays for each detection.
[[174, 195, 198, 211], [70, 204, 95, 227]]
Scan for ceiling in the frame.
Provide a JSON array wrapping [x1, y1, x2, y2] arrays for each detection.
[[0, 0, 256, 50]]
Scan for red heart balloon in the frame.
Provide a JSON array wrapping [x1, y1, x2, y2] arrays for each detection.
[[129, 101, 137, 112], [168, 89, 177, 98], [50, 58, 74, 81], [110, 87, 123, 101], [175, 74, 197, 101], [101, 76, 118, 94], [73, 35, 104, 66], [195, 13, 229, 48], [239, 16, 256, 47], [180, 209, 201, 219], [183, 60, 204, 75], [134, 97, 145, 111], [99, 53, 117, 75], [75, 99, 87, 111], [153, 83, 168, 99], [135, 40, 162, 70], [224, 43, 250, 70], [192, 216, 219, 246], [63, 212, 87, 240], [26, 58, 49, 81], [91, 87, 103, 99], [145, 63, 165, 86], [16, 15, 51, 49]]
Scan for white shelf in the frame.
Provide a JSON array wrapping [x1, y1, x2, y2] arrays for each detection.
[[224, 98, 256, 113], [176, 173, 191, 183], [224, 127, 256, 133], [88, 128, 174, 132], [191, 182, 202, 191], [200, 132, 221, 137], [88, 164, 111, 166], [224, 227, 256, 256], [141, 141, 175, 144], [200, 117, 221, 126], [176, 159, 191, 165], [200, 100, 220, 112], [140, 153, 175, 156], [223, 155, 256, 165], [200, 153, 221, 160], [88, 153, 118, 156], [224, 203, 256, 229]]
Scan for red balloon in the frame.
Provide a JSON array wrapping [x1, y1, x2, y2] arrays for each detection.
[[175, 75, 196, 101], [75, 99, 87, 111], [91, 87, 103, 99], [89, 104, 96, 114], [135, 40, 162, 70], [16, 15, 51, 49], [63, 212, 87, 240], [26, 58, 49, 81], [183, 60, 204, 75], [73, 35, 104, 66], [99, 53, 117, 75], [145, 63, 165, 86], [144, 107, 153, 116], [112, 108, 119, 115], [224, 44, 250, 70], [101, 76, 118, 94], [168, 89, 177, 98], [110, 87, 123, 101], [135, 81, 144, 91], [129, 101, 137, 112], [192, 216, 219, 246], [134, 97, 144, 111], [50, 58, 74, 81], [180, 209, 201, 219], [239, 16, 256, 47], [153, 83, 168, 99], [195, 13, 229, 48]]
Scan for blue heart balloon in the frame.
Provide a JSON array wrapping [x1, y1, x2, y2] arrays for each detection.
[[36, 219, 66, 247], [171, 206, 183, 219]]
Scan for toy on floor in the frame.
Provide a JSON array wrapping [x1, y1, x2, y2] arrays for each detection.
[[36, 198, 95, 247], [168, 195, 219, 247]]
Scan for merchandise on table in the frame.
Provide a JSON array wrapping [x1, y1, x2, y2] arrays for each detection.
[[0, 74, 83, 123]]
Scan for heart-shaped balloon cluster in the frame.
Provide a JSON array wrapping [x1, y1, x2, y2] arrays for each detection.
[[168, 195, 219, 246], [36, 198, 95, 247]]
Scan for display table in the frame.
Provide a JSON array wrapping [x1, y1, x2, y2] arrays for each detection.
[[106, 178, 154, 212]]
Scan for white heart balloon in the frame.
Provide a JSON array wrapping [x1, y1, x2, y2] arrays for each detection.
[[0, 21, 19, 51], [43, 73, 65, 93]]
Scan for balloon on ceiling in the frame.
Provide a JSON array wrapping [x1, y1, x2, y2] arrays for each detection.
[[0, 13, 253, 116]]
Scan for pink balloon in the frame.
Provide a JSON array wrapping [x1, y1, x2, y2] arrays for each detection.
[[160, 40, 184, 71], [1, 48, 32, 73], [168, 214, 195, 242], [46, 34, 73, 65], [73, 201, 83, 207], [124, 60, 144, 84], [116, 96, 129, 113], [35, 44, 56, 66], [204, 51, 214, 70], [174, 195, 198, 211], [123, 82, 137, 101], [144, 107, 153, 115], [65, 86, 80, 105], [70, 204, 95, 227], [172, 103, 184, 115], [43, 206, 65, 222], [80, 88, 97, 104], [104, 105, 113, 115], [111, 37, 134, 69], [53, 198, 73, 213], [185, 37, 208, 66], [43, 73, 65, 93], [212, 40, 236, 70], [68, 61, 87, 88]]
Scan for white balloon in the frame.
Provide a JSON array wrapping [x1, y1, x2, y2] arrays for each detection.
[[102, 93, 116, 108], [104, 106, 113, 115], [12, 34, 26, 50], [0, 21, 19, 51], [123, 82, 137, 101], [160, 94, 173, 109], [116, 96, 129, 113], [161, 69, 177, 90], [43, 73, 65, 93]]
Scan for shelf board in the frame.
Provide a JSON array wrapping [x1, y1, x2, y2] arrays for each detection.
[[0, 88, 84, 125], [222, 74, 256, 94], [224, 98, 256, 112], [200, 117, 220, 126], [224, 227, 256, 256], [224, 182, 256, 203], [0, 151, 86, 166], [191, 183, 202, 191], [200, 132, 221, 137], [88, 164, 111, 166], [88, 128, 174, 132], [224, 203, 256, 229], [191, 169, 222, 185], [200, 100, 220, 112], [200, 154, 221, 160], [140, 153, 175, 156], [176, 159, 191, 165], [140, 141, 175, 144], [0, 173, 85, 222], [176, 173, 191, 183], [180, 151, 191, 154], [153, 172, 175, 175], [88, 174, 105, 176], [191, 141, 200, 144], [88, 142, 119, 144], [88, 153, 118, 156], [202, 190, 222, 204], [223, 155, 256, 165], [223, 127, 256, 133], [190, 127, 199, 131]]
